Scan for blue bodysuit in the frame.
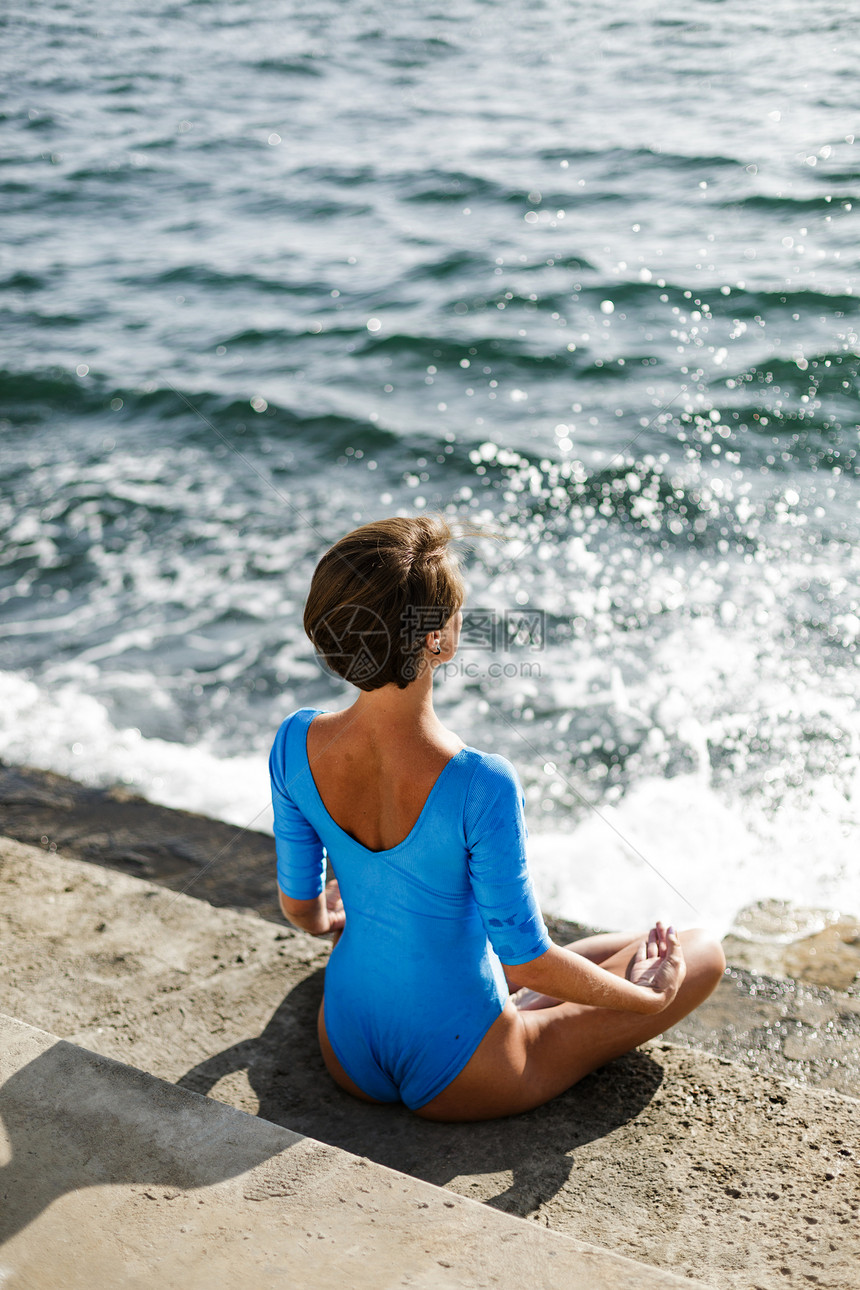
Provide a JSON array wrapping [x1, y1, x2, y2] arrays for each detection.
[[269, 708, 551, 1109]]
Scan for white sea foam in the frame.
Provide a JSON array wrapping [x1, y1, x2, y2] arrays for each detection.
[[2, 668, 857, 937], [527, 771, 860, 939], [0, 671, 274, 834]]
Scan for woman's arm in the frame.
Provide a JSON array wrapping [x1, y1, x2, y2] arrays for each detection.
[[463, 757, 683, 1013], [504, 929, 685, 1015], [279, 878, 345, 938]]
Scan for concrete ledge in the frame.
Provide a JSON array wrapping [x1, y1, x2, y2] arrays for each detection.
[[3, 837, 860, 1288], [0, 1015, 706, 1289]]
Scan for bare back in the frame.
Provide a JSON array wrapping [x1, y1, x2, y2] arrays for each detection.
[[306, 709, 464, 853]]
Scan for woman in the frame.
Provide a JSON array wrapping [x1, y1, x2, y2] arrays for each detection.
[[269, 516, 725, 1122]]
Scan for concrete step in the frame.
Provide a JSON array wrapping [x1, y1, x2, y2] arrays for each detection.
[[4, 816, 859, 1104], [4, 760, 859, 1098], [2, 836, 859, 1289], [0, 1013, 704, 1290]]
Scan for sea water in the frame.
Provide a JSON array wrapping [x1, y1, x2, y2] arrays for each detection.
[[1, 0, 858, 936]]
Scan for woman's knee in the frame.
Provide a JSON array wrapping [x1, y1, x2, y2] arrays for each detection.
[[683, 927, 727, 990]]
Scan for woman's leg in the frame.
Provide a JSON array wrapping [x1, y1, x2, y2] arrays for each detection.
[[562, 929, 645, 962], [416, 927, 726, 1122]]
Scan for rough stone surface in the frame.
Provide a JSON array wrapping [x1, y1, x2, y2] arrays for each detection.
[[1, 1014, 701, 1290], [3, 760, 859, 1096], [2, 837, 859, 1290], [0, 761, 281, 918], [722, 924, 860, 994], [722, 900, 860, 994]]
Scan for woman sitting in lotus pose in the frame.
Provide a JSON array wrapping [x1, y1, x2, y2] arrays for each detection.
[[269, 516, 725, 1121]]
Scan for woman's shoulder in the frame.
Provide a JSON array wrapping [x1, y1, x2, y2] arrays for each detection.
[[460, 747, 524, 797], [278, 705, 325, 729], [279, 705, 327, 726], [270, 707, 325, 758]]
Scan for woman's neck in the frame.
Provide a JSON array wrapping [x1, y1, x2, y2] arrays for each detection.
[[348, 667, 439, 735]]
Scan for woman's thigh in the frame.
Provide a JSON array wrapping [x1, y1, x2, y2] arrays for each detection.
[[416, 927, 726, 1122]]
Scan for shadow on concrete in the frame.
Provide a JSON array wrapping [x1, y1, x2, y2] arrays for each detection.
[[0, 1037, 293, 1246], [177, 971, 664, 1218]]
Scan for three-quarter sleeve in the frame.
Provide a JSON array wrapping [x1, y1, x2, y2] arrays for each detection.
[[269, 716, 326, 899], [463, 754, 551, 966]]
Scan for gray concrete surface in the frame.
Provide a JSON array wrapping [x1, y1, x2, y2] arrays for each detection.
[[2, 837, 859, 1289], [3, 758, 859, 1097], [0, 1014, 706, 1290]]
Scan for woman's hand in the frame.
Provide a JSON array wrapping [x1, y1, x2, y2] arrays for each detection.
[[503, 928, 686, 1016], [278, 879, 346, 940], [626, 922, 686, 1008], [323, 878, 346, 941]]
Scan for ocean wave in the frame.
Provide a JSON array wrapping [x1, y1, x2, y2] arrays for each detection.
[[0, 670, 272, 830], [538, 144, 742, 173], [0, 368, 399, 454], [247, 57, 324, 77], [358, 331, 581, 371], [125, 264, 330, 296], [4, 0, 859, 938], [725, 193, 860, 214]]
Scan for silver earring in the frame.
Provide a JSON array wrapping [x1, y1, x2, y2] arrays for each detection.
[[433, 645, 441, 654]]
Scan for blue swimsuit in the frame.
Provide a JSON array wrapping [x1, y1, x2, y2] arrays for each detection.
[[269, 708, 551, 1110]]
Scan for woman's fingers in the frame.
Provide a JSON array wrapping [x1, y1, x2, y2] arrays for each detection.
[[324, 878, 343, 914], [323, 877, 346, 935], [625, 938, 648, 981], [652, 929, 686, 996], [627, 923, 687, 993]]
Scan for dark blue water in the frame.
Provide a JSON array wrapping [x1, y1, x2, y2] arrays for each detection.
[[1, 0, 858, 929]]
